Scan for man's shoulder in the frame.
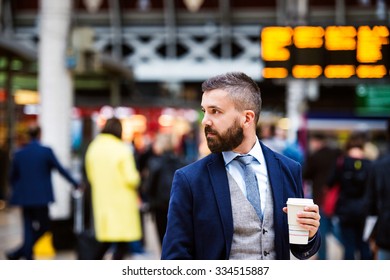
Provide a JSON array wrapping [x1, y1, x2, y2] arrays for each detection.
[[17, 142, 51, 153], [33, 143, 53, 154], [179, 153, 220, 172]]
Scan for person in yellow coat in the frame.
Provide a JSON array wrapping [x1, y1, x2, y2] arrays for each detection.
[[85, 117, 141, 259]]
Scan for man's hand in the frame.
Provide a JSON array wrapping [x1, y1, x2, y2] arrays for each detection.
[[283, 204, 321, 238]]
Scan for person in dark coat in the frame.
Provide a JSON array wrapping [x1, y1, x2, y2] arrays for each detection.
[[366, 119, 390, 260], [144, 133, 186, 245], [327, 132, 373, 260], [0, 144, 8, 206], [6, 124, 79, 260], [303, 132, 342, 259]]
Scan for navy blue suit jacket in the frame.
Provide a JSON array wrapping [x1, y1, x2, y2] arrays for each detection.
[[161, 142, 321, 260], [9, 140, 78, 206]]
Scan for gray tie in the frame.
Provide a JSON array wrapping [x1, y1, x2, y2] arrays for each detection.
[[235, 155, 262, 220]]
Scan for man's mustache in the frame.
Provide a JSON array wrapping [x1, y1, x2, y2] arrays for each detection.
[[204, 126, 217, 135]]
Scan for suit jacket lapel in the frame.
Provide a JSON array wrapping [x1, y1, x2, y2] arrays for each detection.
[[207, 153, 233, 258], [261, 142, 284, 211], [260, 141, 287, 255]]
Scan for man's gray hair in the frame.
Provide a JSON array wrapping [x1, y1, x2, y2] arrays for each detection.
[[201, 72, 262, 123]]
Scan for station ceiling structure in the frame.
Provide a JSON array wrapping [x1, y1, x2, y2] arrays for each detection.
[[1, 0, 389, 111]]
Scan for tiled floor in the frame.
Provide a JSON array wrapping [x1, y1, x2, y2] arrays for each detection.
[[0, 207, 22, 259]]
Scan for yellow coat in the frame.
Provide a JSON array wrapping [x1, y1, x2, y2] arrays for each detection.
[[85, 134, 141, 242]]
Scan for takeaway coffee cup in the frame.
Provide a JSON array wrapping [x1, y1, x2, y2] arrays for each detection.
[[286, 198, 314, 244]]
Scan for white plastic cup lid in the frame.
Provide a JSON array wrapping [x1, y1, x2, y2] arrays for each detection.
[[286, 198, 314, 206]]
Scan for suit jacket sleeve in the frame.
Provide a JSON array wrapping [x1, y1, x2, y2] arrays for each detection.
[[49, 148, 78, 187], [288, 160, 321, 259], [161, 169, 195, 259]]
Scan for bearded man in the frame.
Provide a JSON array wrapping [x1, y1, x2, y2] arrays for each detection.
[[161, 72, 321, 260]]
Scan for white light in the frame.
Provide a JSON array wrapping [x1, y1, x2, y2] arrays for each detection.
[[114, 107, 135, 119], [183, 0, 204, 12], [23, 105, 40, 115], [137, 0, 150, 11], [183, 109, 199, 122], [100, 105, 114, 119], [159, 115, 175, 127], [83, 0, 103, 13]]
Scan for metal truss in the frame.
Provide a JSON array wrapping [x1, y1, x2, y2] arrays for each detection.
[[15, 25, 263, 82]]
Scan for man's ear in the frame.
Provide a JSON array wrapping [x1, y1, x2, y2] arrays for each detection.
[[243, 110, 255, 127]]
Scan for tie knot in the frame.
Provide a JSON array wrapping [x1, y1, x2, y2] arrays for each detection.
[[235, 155, 254, 166]]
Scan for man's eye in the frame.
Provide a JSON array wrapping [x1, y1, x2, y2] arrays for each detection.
[[211, 109, 219, 114]]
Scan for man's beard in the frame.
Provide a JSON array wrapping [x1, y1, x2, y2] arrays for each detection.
[[205, 118, 244, 153]]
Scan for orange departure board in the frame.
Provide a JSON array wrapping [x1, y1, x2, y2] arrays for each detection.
[[260, 26, 390, 79]]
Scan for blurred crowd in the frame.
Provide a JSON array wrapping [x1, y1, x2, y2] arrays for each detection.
[[1, 116, 390, 260], [258, 120, 390, 260], [76, 118, 199, 259], [299, 123, 390, 260]]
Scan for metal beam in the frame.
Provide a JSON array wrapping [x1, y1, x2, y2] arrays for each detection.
[[0, 37, 36, 62], [220, 0, 231, 59], [164, 0, 177, 59]]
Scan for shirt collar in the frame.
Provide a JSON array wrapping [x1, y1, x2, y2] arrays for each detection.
[[223, 139, 262, 166]]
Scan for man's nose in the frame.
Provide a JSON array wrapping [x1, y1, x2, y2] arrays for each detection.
[[201, 113, 211, 126]]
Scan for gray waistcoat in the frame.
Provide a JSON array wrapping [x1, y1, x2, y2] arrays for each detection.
[[227, 172, 276, 260]]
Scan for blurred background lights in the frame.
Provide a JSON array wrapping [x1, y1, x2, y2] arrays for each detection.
[[183, 0, 204, 12], [83, 0, 103, 13]]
